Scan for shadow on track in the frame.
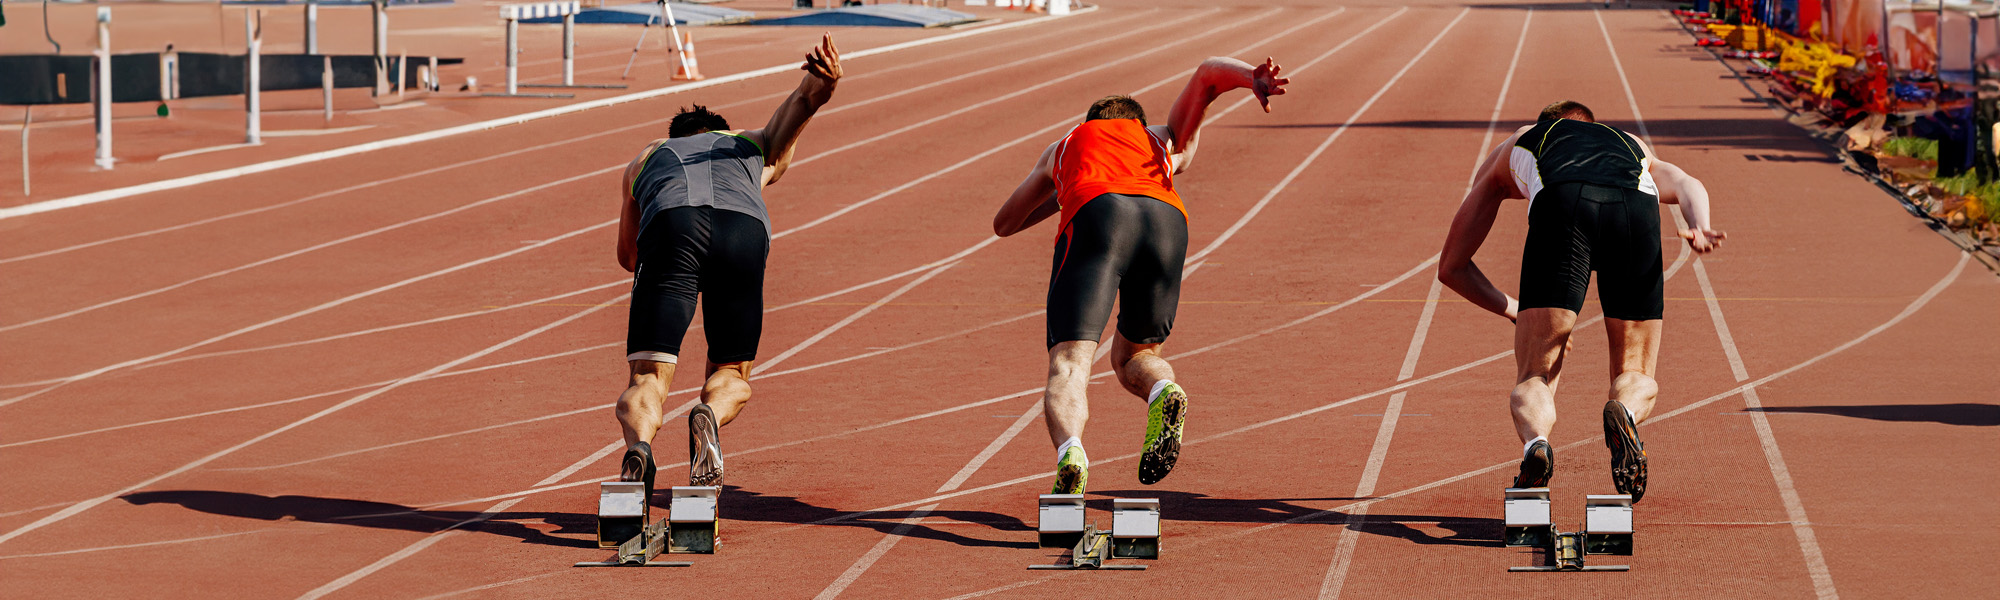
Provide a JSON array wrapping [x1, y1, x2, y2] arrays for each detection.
[[120, 491, 597, 549], [1089, 489, 1501, 548], [721, 486, 1038, 549], [1749, 403, 2000, 427]]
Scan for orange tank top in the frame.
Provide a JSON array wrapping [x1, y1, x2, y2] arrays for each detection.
[[1052, 119, 1187, 238]]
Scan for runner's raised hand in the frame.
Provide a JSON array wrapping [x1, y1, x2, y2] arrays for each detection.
[[804, 33, 843, 82], [1252, 57, 1288, 112], [1679, 228, 1725, 253]]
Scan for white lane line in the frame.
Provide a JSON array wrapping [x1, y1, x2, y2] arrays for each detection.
[[812, 504, 940, 600], [0, 169, 616, 334], [0, 11, 1143, 267], [0, 218, 616, 409], [300, 257, 972, 598], [0, 529, 275, 560], [0, 291, 630, 546], [0, 11, 1089, 221], [1595, 9, 1835, 598], [1321, 8, 1525, 597]]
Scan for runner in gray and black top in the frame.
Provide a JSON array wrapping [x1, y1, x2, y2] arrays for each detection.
[[1438, 100, 1725, 504], [610, 34, 842, 498]]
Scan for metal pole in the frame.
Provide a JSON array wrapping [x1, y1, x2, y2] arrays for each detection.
[[95, 7, 112, 170], [622, 15, 653, 79], [305, 0, 318, 54], [373, 0, 389, 96], [429, 55, 439, 91], [20, 106, 30, 196], [505, 17, 518, 95], [663, 0, 685, 68], [397, 48, 407, 100], [247, 9, 261, 145], [323, 55, 334, 123], [563, 13, 575, 86]]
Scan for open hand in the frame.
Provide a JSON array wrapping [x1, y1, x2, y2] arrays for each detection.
[[1252, 57, 1289, 113], [1680, 228, 1725, 253], [803, 33, 843, 82]]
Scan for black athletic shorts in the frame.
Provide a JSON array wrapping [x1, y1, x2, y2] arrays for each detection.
[[1518, 182, 1665, 321], [1046, 193, 1189, 348], [627, 206, 770, 364]]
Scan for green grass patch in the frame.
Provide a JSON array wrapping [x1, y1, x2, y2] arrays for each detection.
[[1882, 136, 1940, 161]]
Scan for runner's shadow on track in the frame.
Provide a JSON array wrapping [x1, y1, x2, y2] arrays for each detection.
[[1749, 403, 2000, 427], [121, 491, 597, 549], [715, 486, 1038, 549], [1091, 489, 1501, 548]]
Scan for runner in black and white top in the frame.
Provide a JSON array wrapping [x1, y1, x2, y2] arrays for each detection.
[[1437, 100, 1725, 503], [611, 34, 842, 499]]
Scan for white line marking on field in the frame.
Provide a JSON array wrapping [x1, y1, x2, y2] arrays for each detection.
[[0, 12, 1086, 221], [812, 503, 940, 600], [1320, 7, 1523, 597], [0, 292, 628, 547], [0, 529, 274, 560], [760, 261, 959, 372], [1596, 9, 1835, 598]]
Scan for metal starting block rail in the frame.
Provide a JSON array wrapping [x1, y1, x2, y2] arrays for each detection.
[[491, 1, 628, 98], [577, 482, 718, 567], [1504, 488, 1633, 572], [1032, 495, 1158, 570]]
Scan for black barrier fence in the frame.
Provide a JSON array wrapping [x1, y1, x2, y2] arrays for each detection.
[[0, 53, 464, 105]]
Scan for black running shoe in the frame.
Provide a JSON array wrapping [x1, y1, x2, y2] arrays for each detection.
[[621, 441, 657, 501], [1513, 438, 1553, 488], [689, 403, 724, 487], [1603, 400, 1648, 502]]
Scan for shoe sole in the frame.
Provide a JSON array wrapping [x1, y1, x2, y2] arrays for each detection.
[[1513, 441, 1553, 488], [1137, 389, 1186, 485], [1052, 462, 1086, 495], [689, 405, 724, 487], [621, 442, 657, 500], [1603, 400, 1647, 502]]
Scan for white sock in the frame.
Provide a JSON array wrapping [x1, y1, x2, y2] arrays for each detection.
[[1621, 402, 1638, 423], [1146, 380, 1173, 405], [1057, 437, 1087, 464], [1523, 436, 1547, 457]]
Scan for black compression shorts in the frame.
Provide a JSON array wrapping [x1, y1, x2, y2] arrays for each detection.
[[1518, 182, 1665, 321], [628, 206, 770, 364], [1046, 193, 1189, 348]]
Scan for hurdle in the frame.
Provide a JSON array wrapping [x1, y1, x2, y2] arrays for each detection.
[[491, 1, 628, 98], [93, 7, 112, 170], [246, 9, 263, 145]]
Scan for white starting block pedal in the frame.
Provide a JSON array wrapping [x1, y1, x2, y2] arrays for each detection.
[[667, 486, 720, 554], [1505, 489, 1633, 572], [1503, 488, 1553, 548], [577, 482, 691, 567], [1109, 498, 1160, 559], [1037, 494, 1087, 548], [1584, 494, 1634, 555]]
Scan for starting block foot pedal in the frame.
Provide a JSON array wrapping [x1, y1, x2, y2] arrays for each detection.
[[1503, 488, 1552, 548], [596, 481, 648, 548], [1109, 498, 1160, 560], [1584, 495, 1634, 556], [667, 486, 720, 554], [1037, 494, 1086, 549], [1027, 524, 1146, 571]]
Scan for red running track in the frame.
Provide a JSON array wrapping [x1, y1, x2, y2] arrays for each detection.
[[1, 2, 1995, 598]]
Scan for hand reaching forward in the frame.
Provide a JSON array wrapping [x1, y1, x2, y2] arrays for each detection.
[[804, 33, 843, 82], [1252, 57, 1289, 112], [1680, 228, 1725, 253]]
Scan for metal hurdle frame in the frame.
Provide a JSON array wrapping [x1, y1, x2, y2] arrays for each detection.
[[489, 1, 627, 98]]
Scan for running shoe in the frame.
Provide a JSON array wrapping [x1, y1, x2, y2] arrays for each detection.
[[1603, 400, 1648, 502], [1513, 438, 1553, 488], [1051, 445, 1088, 495], [621, 440, 657, 500], [1137, 382, 1188, 485], [689, 403, 724, 487]]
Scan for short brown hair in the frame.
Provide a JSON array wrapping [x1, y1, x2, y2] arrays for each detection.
[[1086, 95, 1147, 125], [1538, 100, 1595, 122]]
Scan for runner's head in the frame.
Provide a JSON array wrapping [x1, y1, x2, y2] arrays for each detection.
[[1538, 100, 1595, 122], [670, 105, 731, 138], [1086, 95, 1147, 126]]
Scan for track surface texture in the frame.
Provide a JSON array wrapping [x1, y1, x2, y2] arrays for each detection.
[[3, 1, 1996, 598]]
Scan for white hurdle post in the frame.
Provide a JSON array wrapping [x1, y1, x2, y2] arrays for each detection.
[[94, 7, 113, 170], [246, 9, 262, 145], [562, 11, 575, 85], [304, 0, 319, 54]]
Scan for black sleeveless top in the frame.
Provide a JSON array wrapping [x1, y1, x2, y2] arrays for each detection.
[[1514, 118, 1647, 191]]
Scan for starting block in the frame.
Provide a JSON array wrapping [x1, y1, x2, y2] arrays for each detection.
[[667, 486, 720, 554], [1109, 498, 1160, 559], [1505, 488, 1634, 572], [1037, 494, 1087, 548], [577, 481, 691, 567], [1028, 524, 1146, 571]]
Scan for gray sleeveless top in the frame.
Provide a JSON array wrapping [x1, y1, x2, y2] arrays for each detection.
[[630, 132, 770, 238]]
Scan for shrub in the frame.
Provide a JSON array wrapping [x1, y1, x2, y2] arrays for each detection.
[[1882, 136, 1940, 161]]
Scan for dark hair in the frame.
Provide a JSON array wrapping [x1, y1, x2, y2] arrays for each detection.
[[1538, 100, 1594, 122], [1086, 95, 1147, 125], [670, 105, 730, 138]]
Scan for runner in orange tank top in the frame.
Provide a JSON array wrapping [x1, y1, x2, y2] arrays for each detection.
[[991, 56, 1288, 495]]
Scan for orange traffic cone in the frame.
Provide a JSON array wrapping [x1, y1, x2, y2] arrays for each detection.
[[673, 31, 704, 81]]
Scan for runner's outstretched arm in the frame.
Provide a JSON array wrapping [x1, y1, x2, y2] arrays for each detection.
[[1439, 135, 1526, 321], [745, 33, 842, 187], [993, 143, 1060, 237], [1650, 159, 1724, 253], [1152, 56, 1288, 173]]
